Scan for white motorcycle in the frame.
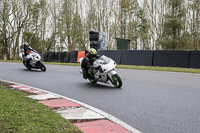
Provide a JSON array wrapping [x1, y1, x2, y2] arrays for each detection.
[[80, 55, 122, 88], [19, 51, 46, 71]]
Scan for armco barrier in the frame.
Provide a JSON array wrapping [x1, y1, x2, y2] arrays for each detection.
[[153, 50, 190, 68], [189, 51, 200, 68], [120, 50, 154, 66], [97, 50, 122, 64]]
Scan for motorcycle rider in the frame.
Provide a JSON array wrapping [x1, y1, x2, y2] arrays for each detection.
[[81, 48, 101, 79], [21, 42, 37, 65]]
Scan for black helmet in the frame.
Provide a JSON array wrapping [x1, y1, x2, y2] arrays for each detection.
[[89, 48, 97, 60], [23, 42, 29, 49]]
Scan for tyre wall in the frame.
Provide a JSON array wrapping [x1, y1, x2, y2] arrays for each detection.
[[48, 52, 57, 62], [69, 51, 78, 63], [189, 51, 200, 68], [153, 50, 190, 68], [42, 50, 200, 68], [42, 52, 50, 62], [60, 52, 70, 63], [120, 50, 154, 66]]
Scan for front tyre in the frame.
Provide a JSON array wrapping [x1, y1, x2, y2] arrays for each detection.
[[38, 62, 46, 72], [110, 74, 122, 88]]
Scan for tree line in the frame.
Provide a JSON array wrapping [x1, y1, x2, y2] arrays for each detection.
[[0, 0, 199, 60]]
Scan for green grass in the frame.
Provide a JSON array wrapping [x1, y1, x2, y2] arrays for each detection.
[[0, 84, 82, 133], [44, 62, 81, 66], [116, 65, 200, 74], [0, 60, 21, 63], [1, 60, 200, 74]]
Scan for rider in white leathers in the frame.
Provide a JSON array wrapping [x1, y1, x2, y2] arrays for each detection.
[[21, 42, 37, 65]]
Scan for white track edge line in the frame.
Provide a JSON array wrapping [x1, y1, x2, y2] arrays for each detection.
[[0, 79, 142, 133]]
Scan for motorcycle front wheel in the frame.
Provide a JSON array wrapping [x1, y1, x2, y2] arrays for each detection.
[[110, 74, 122, 88], [38, 62, 46, 72]]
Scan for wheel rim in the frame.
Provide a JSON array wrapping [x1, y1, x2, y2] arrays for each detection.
[[40, 66, 46, 71], [41, 67, 45, 71], [112, 76, 120, 87], [88, 72, 96, 83], [89, 78, 95, 83]]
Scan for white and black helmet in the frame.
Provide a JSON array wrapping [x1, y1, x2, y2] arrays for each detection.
[[23, 42, 29, 49]]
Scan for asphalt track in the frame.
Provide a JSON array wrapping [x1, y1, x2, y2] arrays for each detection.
[[1, 62, 200, 133]]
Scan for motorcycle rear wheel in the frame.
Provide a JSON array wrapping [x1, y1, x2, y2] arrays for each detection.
[[88, 72, 97, 83], [110, 74, 122, 88], [25, 61, 32, 70], [88, 77, 97, 83]]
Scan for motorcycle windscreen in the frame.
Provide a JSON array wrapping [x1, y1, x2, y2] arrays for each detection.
[[100, 59, 116, 73]]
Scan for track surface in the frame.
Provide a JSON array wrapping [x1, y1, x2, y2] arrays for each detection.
[[1, 62, 200, 133]]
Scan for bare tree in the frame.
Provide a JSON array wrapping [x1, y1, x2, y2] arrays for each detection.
[[0, 0, 12, 59]]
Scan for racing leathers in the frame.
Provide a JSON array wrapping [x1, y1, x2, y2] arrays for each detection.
[[81, 53, 101, 79]]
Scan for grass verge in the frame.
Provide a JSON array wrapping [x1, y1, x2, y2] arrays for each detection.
[[0, 82, 82, 133], [1, 60, 200, 74], [117, 65, 200, 74]]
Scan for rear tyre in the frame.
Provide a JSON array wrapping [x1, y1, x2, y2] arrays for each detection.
[[88, 77, 97, 83], [88, 72, 97, 83], [110, 74, 122, 88], [27, 65, 32, 70], [25, 62, 32, 70], [23, 60, 26, 66]]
